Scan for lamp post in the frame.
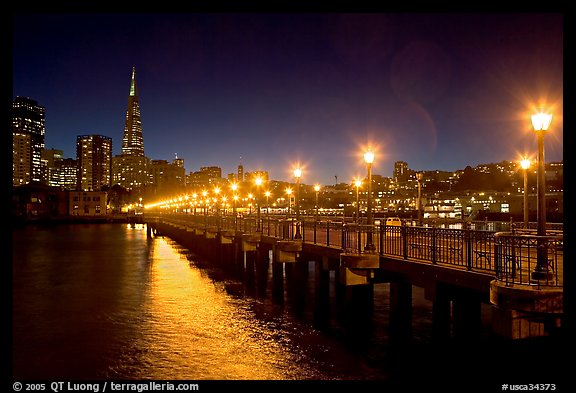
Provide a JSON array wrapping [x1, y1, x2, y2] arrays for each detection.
[[231, 183, 238, 219], [416, 172, 424, 226], [202, 190, 208, 226], [214, 187, 221, 216], [364, 150, 375, 252], [233, 195, 238, 228], [294, 167, 302, 239], [531, 110, 552, 280], [221, 196, 227, 215], [520, 159, 531, 229], [314, 184, 321, 221], [248, 193, 253, 215], [354, 179, 362, 223], [265, 191, 271, 230], [202, 190, 208, 215], [286, 187, 293, 217], [255, 176, 263, 232]]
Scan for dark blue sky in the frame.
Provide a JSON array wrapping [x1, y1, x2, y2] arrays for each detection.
[[12, 12, 563, 185]]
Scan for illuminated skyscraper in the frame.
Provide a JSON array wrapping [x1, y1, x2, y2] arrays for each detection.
[[12, 96, 45, 185], [77, 135, 112, 191], [237, 161, 244, 182], [122, 67, 144, 157], [113, 67, 150, 190]]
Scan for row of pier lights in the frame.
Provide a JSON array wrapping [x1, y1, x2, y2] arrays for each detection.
[[148, 110, 555, 280]]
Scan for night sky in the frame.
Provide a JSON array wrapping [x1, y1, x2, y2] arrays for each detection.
[[12, 12, 563, 185]]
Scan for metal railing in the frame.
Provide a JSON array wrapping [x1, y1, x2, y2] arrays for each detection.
[[147, 213, 562, 287], [494, 232, 563, 288]]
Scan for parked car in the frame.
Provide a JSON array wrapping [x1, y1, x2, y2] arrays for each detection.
[[385, 217, 402, 226]]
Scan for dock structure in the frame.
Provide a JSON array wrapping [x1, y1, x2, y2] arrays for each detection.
[[144, 213, 563, 340]]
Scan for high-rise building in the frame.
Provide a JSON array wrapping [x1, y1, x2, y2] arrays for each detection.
[[122, 67, 144, 157], [237, 162, 244, 182], [113, 67, 149, 190], [57, 158, 79, 190], [149, 158, 186, 198], [41, 148, 64, 186], [77, 135, 113, 191], [188, 166, 222, 189], [12, 96, 46, 185]]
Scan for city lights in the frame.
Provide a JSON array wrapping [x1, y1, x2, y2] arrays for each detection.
[[12, 13, 564, 385]]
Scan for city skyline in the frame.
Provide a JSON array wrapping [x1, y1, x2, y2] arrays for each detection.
[[12, 12, 563, 185]]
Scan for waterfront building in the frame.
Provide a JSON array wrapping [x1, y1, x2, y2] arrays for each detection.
[[69, 190, 107, 216], [12, 182, 68, 218], [12, 96, 46, 185]]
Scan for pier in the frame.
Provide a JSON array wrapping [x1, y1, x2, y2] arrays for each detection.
[[144, 213, 563, 340]]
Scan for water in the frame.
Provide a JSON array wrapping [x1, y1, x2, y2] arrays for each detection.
[[13, 223, 514, 383]]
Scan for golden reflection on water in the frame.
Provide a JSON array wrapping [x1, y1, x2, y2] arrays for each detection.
[[125, 234, 320, 380]]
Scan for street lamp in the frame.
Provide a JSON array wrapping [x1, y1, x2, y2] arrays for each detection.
[[314, 184, 321, 221], [416, 172, 424, 226], [364, 150, 376, 252], [354, 179, 362, 223], [255, 176, 263, 231], [202, 190, 208, 225], [286, 187, 293, 217], [213, 187, 221, 216], [520, 158, 531, 229], [265, 190, 271, 222], [221, 196, 228, 215], [231, 183, 238, 218], [248, 193, 253, 215], [202, 190, 208, 215], [531, 110, 552, 280], [294, 167, 302, 239]]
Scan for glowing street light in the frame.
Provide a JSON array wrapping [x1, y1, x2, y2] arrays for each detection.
[[202, 190, 208, 216], [520, 158, 531, 229], [314, 184, 321, 221], [248, 193, 253, 215], [531, 111, 552, 236], [255, 176, 263, 232], [265, 190, 271, 229], [364, 150, 376, 252], [531, 110, 552, 280], [294, 167, 302, 239], [285, 187, 293, 217], [214, 187, 221, 216], [231, 183, 238, 220]]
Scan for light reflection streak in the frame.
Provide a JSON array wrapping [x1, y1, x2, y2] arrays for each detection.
[[118, 236, 322, 380]]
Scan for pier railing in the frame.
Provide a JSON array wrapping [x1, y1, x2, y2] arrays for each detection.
[[148, 213, 562, 288], [493, 232, 563, 288]]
